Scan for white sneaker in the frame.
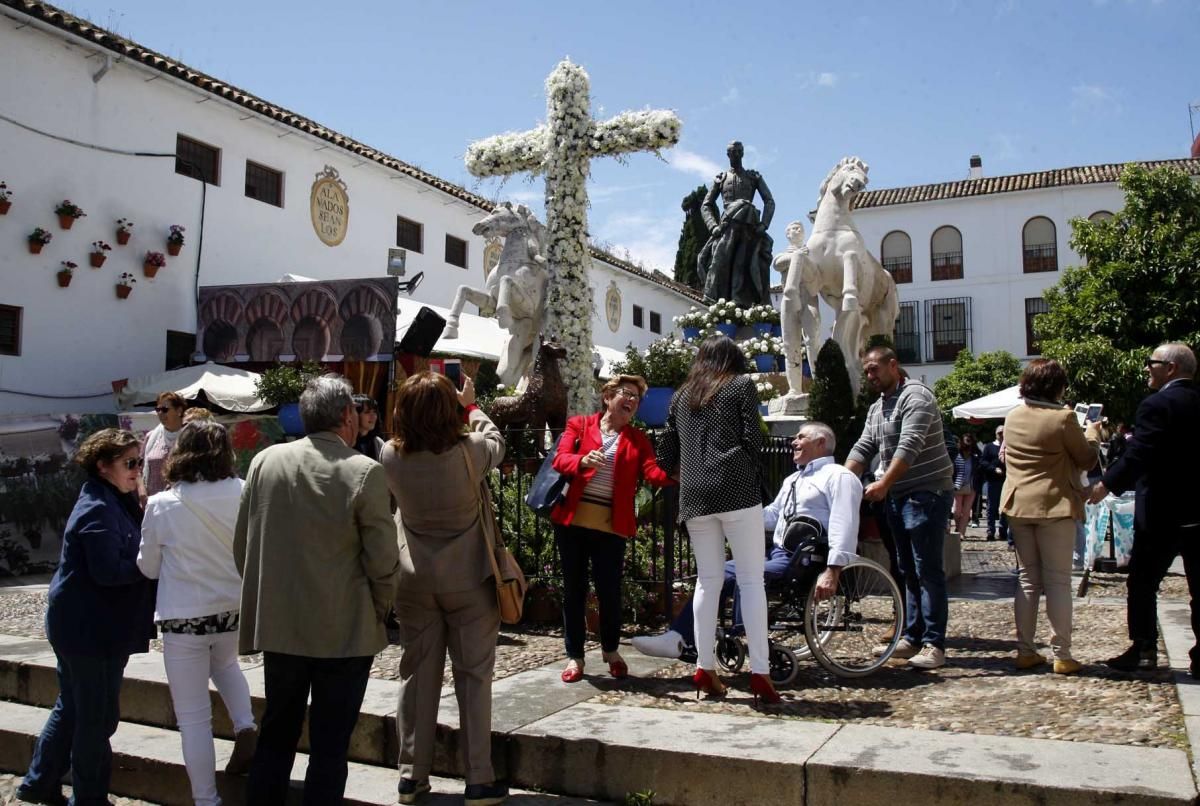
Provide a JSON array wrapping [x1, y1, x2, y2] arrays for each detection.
[[908, 644, 946, 670], [631, 630, 685, 659], [880, 638, 919, 659]]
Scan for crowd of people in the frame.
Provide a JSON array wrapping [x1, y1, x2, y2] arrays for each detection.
[[12, 337, 1199, 805]]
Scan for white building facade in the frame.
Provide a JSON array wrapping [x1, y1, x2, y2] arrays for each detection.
[[0, 1, 698, 413], [847, 157, 1200, 385]]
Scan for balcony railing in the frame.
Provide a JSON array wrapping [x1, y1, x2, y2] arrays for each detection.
[[1023, 243, 1057, 273], [931, 251, 963, 281], [882, 256, 913, 284]]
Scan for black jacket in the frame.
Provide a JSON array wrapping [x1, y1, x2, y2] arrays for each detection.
[[1103, 379, 1200, 533], [979, 441, 1005, 484]]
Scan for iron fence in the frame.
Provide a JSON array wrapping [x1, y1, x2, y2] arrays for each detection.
[[489, 427, 796, 619]]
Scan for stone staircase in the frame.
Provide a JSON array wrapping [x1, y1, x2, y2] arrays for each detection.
[[1, 632, 1197, 805]]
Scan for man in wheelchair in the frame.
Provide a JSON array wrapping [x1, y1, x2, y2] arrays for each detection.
[[633, 421, 863, 660]]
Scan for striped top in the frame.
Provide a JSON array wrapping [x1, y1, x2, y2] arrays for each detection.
[[580, 431, 622, 506], [847, 380, 954, 496], [953, 453, 976, 491]]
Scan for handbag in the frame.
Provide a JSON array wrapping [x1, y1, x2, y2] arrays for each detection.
[[461, 443, 527, 624], [525, 440, 570, 515], [778, 475, 829, 565]]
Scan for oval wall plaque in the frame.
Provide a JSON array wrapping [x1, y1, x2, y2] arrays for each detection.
[[310, 166, 350, 246], [605, 281, 621, 332]]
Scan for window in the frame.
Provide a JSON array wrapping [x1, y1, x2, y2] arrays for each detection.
[[1025, 297, 1050, 356], [175, 134, 220, 185], [1088, 210, 1114, 223], [632, 305, 644, 328], [1022, 216, 1057, 273], [881, 231, 913, 284], [396, 217, 423, 253], [445, 235, 468, 269], [894, 301, 921, 364], [924, 296, 972, 363], [245, 161, 283, 207], [165, 330, 195, 370], [649, 311, 662, 334], [930, 226, 963, 281], [0, 305, 21, 356]]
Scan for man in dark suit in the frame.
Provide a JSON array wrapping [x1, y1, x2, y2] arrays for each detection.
[[1090, 343, 1200, 673], [979, 426, 1007, 540]]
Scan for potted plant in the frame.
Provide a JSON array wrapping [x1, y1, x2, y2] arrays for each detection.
[[89, 240, 112, 268], [27, 228, 52, 254], [116, 272, 136, 299], [143, 250, 166, 278], [745, 304, 781, 336], [611, 337, 694, 427], [753, 374, 779, 415], [707, 298, 743, 337], [254, 361, 322, 436], [741, 335, 783, 373], [115, 218, 134, 245], [56, 261, 76, 288], [54, 200, 86, 229], [673, 307, 709, 341], [166, 224, 186, 256], [0, 181, 11, 215]]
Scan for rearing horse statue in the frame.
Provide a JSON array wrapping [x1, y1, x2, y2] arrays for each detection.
[[443, 202, 549, 388]]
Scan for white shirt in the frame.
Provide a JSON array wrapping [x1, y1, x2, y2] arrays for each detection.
[[763, 455, 863, 568], [138, 477, 245, 620]]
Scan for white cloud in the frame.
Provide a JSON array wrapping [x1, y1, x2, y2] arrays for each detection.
[[666, 147, 722, 180], [816, 72, 838, 88], [722, 86, 740, 104], [796, 71, 840, 90], [1071, 83, 1122, 116], [593, 211, 680, 275]]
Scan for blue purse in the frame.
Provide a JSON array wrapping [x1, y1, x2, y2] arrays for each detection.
[[525, 441, 571, 515]]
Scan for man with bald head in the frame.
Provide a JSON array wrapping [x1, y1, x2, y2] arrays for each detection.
[[1090, 343, 1200, 673]]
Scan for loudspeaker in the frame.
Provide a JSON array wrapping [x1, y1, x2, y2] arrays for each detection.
[[397, 306, 446, 357]]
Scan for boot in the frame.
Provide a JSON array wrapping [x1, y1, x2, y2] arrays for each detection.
[[1104, 642, 1157, 672]]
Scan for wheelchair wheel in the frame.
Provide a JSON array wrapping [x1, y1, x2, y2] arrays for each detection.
[[715, 634, 746, 674], [803, 556, 903, 678], [768, 643, 799, 686]]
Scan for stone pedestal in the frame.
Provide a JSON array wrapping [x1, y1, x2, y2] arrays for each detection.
[[768, 393, 808, 416]]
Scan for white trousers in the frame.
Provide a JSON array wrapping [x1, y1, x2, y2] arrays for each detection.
[[688, 504, 769, 674], [162, 630, 256, 806]]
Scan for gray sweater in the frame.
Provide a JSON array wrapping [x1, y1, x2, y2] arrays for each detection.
[[847, 380, 954, 497]]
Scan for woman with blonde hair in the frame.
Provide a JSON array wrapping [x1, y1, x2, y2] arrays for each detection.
[[380, 372, 508, 806], [549, 374, 673, 682]]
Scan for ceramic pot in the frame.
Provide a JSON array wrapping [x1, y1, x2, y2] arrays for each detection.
[[681, 326, 701, 341], [58, 214, 75, 230], [56, 271, 71, 288], [639, 387, 673, 427], [115, 285, 132, 299], [277, 402, 305, 436], [28, 241, 44, 255], [753, 354, 775, 372], [167, 241, 182, 256], [116, 230, 131, 245], [0, 200, 11, 215], [89, 252, 106, 268], [143, 263, 160, 279], [714, 323, 737, 338]]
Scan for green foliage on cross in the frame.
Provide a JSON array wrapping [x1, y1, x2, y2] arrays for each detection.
[[1036, 164, 1200, 422]]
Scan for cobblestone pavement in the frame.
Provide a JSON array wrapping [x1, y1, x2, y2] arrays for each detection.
[[0, 773, 162, 805]]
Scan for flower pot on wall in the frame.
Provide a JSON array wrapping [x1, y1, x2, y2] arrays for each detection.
[[116, 230, 131, 245], [115, 285, 132, 299], [143, 263, 160, 279], [0, 201, 11, 215], [28, 242, 44, 255], [56, 272, 72, 288], [57, 215, 75, 230], [167, 242, 182, 256], [639, 387, 673, 427], [89, 253, 106, 268]]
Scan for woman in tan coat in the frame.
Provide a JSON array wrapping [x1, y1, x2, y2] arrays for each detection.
[[381, 372, 508, 806], [1001, 359, 1100, 675]]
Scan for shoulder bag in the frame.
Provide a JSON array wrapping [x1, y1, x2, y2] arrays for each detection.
[[461, 442, 527, 624], [525, 439, 571, 516]]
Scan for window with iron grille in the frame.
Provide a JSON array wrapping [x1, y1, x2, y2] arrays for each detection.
[[175, 134, 220, 185], [633, 305, 644, 328], [0, 305, 21, 356], [930, 226, 963, 281], [924, 296, 972, 363], [397, 217, 423, 253], [445, 235, 468, 269], [881, 231, 913, 284], [1025, 297, 1050, 356], [649, 311, 662, 334], [1022, 216, 1057, 273], [245, 162, 283, 207], [894, 301, 921, 364]]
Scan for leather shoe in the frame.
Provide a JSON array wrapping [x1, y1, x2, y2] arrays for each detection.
[[14, 786, 68, 806], [1104, 643, 1157, 672]]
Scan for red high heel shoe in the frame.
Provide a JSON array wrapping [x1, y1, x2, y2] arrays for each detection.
[[561, 660, 584, 683], [693, 668, 727, 699], [749, 673, 782, 706]]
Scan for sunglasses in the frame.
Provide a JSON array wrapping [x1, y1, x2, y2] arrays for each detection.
[[154, 406, 177, 414], [121, 457, 145, 470], [1144, 359, 1171, 368]]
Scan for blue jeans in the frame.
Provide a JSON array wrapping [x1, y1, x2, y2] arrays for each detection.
[[885, 489, 952, 650], [669, 545, 795, 646], [22, 652, 129, 805]]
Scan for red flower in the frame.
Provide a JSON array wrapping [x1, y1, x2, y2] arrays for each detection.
[[231, 420, 261, 451]]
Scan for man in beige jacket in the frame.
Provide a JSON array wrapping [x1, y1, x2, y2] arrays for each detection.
[[235, 374, 399, 805]]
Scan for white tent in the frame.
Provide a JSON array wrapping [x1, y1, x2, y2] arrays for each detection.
[[114, 363, 270, 412], [395, 297, 504, 361], [952, 385, 1022, 420]]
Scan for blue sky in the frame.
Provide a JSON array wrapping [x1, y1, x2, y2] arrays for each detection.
[[62, 0, 1200, 274]]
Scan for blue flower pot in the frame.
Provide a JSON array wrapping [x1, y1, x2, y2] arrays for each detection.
[[714, 323, 737, 338], [753, 322, 773, 337], [777, 355, 787, 373], [681, 326, 701, 341], [759, 403, 769, 416], [277, 402, 305, 436], [771, 323, 783, 338], [754, 354, 775, 372], [639, 387, 673, 427]]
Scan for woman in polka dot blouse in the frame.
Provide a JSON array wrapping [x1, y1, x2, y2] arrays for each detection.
[[656, 335, 781, 706]]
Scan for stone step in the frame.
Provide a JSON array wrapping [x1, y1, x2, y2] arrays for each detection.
[[0, 700, 606, 805], [1, 634, 1197, 805]]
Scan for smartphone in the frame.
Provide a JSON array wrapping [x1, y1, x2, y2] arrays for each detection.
[[443, 360, 464, 390], [1086, 403, 1104, 423]]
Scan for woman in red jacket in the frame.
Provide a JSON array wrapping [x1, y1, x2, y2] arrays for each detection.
[[551, 374, 674, 682]]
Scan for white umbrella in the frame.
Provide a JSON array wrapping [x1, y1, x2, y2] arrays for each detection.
[[114, 363, 269, 412], [952, 385, 1022, 420]]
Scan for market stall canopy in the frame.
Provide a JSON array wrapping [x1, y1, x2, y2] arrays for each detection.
[[114, 363, 269, 412], [952, 385, 1022, 420], [395, 297, 506, 361]]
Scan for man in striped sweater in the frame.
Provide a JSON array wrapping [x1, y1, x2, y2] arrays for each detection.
[[846, 346, 955, 670]]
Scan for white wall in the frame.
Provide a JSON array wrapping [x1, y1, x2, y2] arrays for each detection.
[[0, 16, 695, 412]]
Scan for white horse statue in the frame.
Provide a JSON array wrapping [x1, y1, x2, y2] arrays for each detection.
[[443, 202, 549, 388], [781, 157, 899, 397]]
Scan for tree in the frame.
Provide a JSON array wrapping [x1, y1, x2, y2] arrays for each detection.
[[673, 185, 708, 289], [807, 339, 860, 463], [1037, 164, 1200, 422], [933, 350, 1023, 437]]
